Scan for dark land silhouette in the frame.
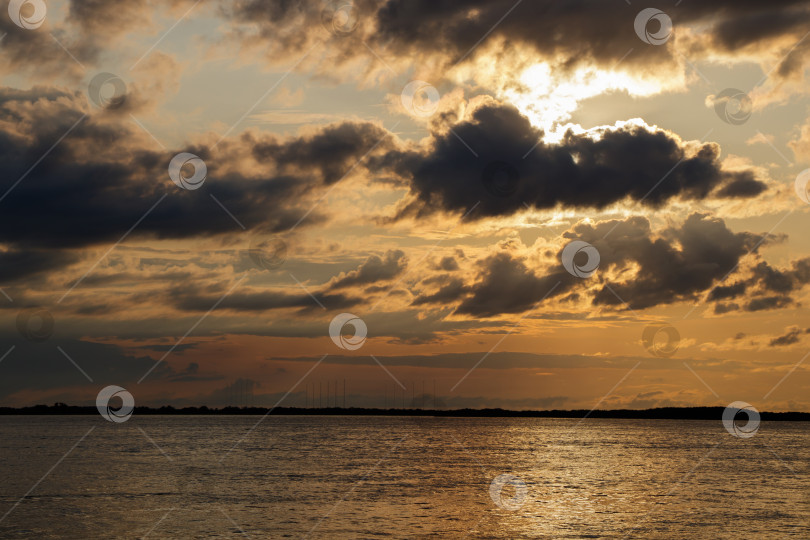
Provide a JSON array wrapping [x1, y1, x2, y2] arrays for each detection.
[[1, 404, 809, 421]]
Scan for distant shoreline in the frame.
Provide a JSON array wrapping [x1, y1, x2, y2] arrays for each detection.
[[1, 405, 809, 421]]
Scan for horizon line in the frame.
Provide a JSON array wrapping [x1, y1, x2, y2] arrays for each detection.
[[2, 404, 809, 420]]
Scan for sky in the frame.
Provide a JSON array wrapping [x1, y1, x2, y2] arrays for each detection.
[[1, 0, 810, 411]]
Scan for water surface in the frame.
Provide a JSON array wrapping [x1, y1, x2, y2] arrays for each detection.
[[0, 416, 807, 538]]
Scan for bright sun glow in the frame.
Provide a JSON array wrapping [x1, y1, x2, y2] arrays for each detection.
[[504, 63, 668, 143]]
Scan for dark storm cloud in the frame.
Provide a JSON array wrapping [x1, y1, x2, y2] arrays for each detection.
[[379, 104, 766, 220], [0, 87, 767, 270], [0, 0, 200, 76], [432, 256, 459, 271], [589, 214, 763, 310], [745, 295, 793, 312], [0, 87, 394, 255], [0, 248, 78, 283], [374, 0, 810, 77], [713, 302, 740, 315], [707, 282, 747, 301], [769, 326, 809, 347], [706, 5, 810, 78], [418, 214, 787, 317], [372, 0, 671, 69], [454, 254, 570, 317], [20, 0, 338, 78], [751, 261, 795, 294], [251, 122, 393, 184], [220, 0, 810, 85], [706, 256, 810, 313], [328, 249, 407, 289], [409, 252, 573, 317], [714, 173, 771, 198], [412, 277, 468, 307], [0, 18, 79, 76], [221, 0, 375, 58], [7, 0, 808, 86]]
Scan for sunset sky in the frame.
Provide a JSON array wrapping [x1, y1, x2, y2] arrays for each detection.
[[2, 0, 810, 411]]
